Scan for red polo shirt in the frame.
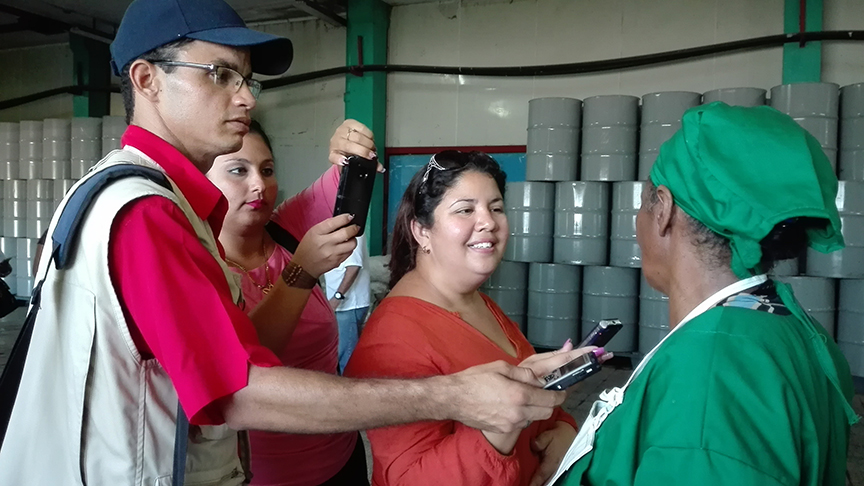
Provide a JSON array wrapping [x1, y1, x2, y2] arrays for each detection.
[[108, 126, 280, 426]]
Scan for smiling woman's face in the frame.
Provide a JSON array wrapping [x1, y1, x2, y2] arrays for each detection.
[[415, 170, 509, 288], [208, 131, 278, 234]]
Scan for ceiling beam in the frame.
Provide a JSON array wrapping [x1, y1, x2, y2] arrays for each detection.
[[290, 0, 347, 27], [0, 4, 113, 39]]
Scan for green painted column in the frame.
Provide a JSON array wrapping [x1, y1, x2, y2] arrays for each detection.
[[345, 0, 390, 255], [783, 0, 823, 83], [69, 33, 111, 117]]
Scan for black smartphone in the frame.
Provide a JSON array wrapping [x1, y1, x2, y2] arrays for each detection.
[[543, 352, 601, 390], [578, 319, 624, 348], [333, 155, 378, 236]]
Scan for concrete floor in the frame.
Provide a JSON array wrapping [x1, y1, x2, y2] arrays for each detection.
[[2, 307, 862, 484]]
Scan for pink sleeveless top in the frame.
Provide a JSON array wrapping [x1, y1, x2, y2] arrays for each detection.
[[235, 166, 357, 486]]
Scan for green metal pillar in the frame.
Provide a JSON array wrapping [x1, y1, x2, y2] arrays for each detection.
[[783, 0, 823, 83], [69, 33, 111, 117], [345, 0, 389, 255]]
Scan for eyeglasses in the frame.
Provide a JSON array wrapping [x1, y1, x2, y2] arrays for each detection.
[[151, 60, 263, 99]]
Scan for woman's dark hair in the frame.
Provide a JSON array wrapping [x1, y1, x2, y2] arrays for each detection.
[[388, 151, 507, 288], [120, 38, 195, 125], [247, 120, 273, 153], [645, 181, 825, 272]]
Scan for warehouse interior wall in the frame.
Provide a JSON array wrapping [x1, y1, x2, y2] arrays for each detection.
[[0, 0, 863, 197]]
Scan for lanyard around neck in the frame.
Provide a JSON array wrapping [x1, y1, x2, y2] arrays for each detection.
[[624, 274, 768, 388]]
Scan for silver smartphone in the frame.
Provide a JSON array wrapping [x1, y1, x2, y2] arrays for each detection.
[[542, 352, 601, 390]]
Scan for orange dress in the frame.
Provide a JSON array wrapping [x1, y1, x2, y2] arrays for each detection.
[[344, 293, 577, 486]]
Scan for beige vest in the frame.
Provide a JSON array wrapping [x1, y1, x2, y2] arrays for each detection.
[[0, 148, 246, 485]]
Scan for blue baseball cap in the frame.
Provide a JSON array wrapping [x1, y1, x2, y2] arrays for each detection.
[[110, 0, 293, 76]]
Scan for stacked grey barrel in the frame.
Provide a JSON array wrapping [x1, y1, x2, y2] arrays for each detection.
[[19, 121, 42, 180], [0, 116, 125, 301], [806, 181, 864, 278], [553, 182, 608, 265], [639, 273, 670, 354], [504, 182, 555, 263], [840, 83, 864, 182], [507, 87, 864, 364], [582, 266, 639, 352], [72, 118, 103, 179], [527, 264, 581, 347], [638, 91, 701, 179], [43, 119, 71, 180], [526, 98, 580, 181], [610, 181, 644, 268], [770, 82, 839, 170], [481, 261, 529, 333], [838, 279, 864, 378], [102, 116, 126, 155], [0, 123, 18, 180], [580, 95, 638, 182], [702, 87, 767, 107]]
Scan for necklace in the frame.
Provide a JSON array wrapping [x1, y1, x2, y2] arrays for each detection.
[[225, 240, 274, 294]]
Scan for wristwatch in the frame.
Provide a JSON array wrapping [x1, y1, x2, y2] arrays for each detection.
[[334, 291, 345, 300]]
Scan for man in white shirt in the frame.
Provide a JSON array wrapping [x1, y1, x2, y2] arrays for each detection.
[[325, 234, 371, 372]]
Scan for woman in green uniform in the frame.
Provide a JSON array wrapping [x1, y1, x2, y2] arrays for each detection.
[[552, 102, 858, 486]]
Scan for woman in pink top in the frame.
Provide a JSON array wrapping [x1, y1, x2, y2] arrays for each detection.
[[207, 119, 378, 486]]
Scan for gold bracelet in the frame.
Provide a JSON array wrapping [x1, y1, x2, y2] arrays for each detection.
[[281, 261, 317, 289]]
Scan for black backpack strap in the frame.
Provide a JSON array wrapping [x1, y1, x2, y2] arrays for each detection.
[[0, 164, 173, 455], [173, 403, 189, 486], [265, 220, 300, 254]]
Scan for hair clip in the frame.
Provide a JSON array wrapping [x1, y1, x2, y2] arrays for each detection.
[[421, 154, 448, 184]]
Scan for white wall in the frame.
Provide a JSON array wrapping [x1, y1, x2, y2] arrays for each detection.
[[251, 20, 346, 200], [0, 43, 74, 123], [386, 0, 789, 148], [2, 0, 863, 189]]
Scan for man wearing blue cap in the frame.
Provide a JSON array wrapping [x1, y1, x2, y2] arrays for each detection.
[[0, 1, 576, 484]]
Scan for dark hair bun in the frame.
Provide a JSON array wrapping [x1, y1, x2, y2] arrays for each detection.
[[760, 217, 827, 270]]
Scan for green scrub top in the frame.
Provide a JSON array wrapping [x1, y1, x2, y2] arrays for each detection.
[[561, 301, 854, 486]]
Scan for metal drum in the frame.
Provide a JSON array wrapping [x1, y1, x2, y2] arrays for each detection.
[[527, 263, 581, 348], [26, 180, 53, 239], [482, 260, 529, 333], [638, 91, 701, 179], [639, 273, 669, 355], [702, 87, 767, 107], [42, 118, 71, 180], [768, 258, 799, 277], [18, 121, 42, 180], [840, 83, 864, 181], [3, 180, 26, 238], [72, 117, 102, 179], [838, 279, 864, 377], [805, 181, 864, 277], [610, 181, 644, 268], [777, 276, 836, 337], [581, 266, 639, 352], [770, 83, 839, 170], [102, 116, 127, 156], [580, 95, 639, 182], [526, 98, 581, 181], [15, 237, 36, 298], [1, 236, 17, 295], [504, 182, 555, 262], [553, 181, 608, 265], [0, 122, 19, 180]]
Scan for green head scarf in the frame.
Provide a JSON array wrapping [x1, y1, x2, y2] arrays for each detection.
[[650, 101, 844, 278]]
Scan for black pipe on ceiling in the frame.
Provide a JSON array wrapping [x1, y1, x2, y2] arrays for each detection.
[[1, 30, 863, 112]]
